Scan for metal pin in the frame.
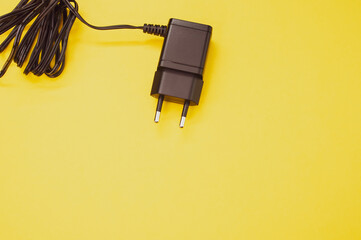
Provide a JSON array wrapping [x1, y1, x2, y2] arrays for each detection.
[[154, 95, 164, 123], [180, 100, 190, 128]]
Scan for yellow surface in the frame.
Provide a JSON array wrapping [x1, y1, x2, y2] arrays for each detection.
[[0, 0, 361, 239]]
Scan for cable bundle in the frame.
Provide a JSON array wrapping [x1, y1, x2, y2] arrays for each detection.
[[0, 0, 146, 78]]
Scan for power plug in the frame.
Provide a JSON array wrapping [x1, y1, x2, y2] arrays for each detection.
[[0, 2, 213, 129], [151, 19, 212, 128]]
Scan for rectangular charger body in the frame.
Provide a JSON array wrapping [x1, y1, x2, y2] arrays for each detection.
[[151, 18, 212, 106]]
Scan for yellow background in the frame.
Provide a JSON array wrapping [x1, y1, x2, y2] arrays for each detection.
[[1, 0, 361, 239]]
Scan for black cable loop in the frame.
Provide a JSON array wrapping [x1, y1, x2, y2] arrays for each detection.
[[0, 0, 167, 78]]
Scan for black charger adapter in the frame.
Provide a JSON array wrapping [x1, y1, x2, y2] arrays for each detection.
[[151, 19, 212, 128], [0, 2, 212, 128]]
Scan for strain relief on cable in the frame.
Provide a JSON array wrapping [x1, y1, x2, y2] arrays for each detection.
[[143, 24, 167, 37]]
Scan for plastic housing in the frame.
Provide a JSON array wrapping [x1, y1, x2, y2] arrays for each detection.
[[151, 18, 212, 105]]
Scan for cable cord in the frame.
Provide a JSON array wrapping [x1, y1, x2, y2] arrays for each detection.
[[0, 0, 167, 78]]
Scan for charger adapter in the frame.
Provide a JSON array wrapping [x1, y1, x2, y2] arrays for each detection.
[[151, 19, 212, 128], [0, 1, 212, 128]]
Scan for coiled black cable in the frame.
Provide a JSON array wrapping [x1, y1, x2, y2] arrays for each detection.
[[0, 0, 167, 78]]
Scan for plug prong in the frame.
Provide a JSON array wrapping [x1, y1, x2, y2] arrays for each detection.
[[154, 95, 164, 123], [180, 100, 190, 128]]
